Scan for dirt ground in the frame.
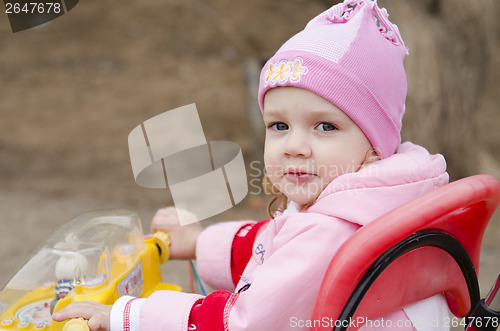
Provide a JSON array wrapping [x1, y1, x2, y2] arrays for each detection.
[[0, 0, 498, 316]]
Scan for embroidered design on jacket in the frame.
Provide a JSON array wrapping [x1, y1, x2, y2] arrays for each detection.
[[252, 244, 265, 265]]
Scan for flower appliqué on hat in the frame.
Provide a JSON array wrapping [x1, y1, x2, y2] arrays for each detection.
[[264, 57, 308, 87]]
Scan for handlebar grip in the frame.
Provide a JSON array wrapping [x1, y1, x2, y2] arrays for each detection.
[[62, 317, 90, 331], [153, 231, 171, 263]]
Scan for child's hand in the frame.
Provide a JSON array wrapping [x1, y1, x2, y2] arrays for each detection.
[[150, 207, 202, 260], [52, 301, 112, 331]]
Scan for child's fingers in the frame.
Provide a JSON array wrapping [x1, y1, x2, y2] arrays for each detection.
[[52, 301, 111, 322], [150, 207, 181, 232], [150, 207, 201, 239], [150, 218, 177, 233], [87, 314, 111, 331], [52, 304, 82, 321], [154, 206, 176, 217], [152, 207, 178, 223]]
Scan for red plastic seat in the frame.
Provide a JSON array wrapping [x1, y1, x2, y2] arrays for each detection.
[[311, 174, 500, 330]]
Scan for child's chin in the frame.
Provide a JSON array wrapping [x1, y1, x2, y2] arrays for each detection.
[[288, 195, 315, 207]]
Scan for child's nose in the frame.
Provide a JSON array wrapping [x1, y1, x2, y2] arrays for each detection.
[[284, 131, 311, 158]]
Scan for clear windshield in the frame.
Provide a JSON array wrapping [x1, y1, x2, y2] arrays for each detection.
[[0, 210, 145, 315]]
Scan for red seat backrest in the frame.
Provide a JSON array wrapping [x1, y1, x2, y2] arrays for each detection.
[[311, 174, 500, 330]]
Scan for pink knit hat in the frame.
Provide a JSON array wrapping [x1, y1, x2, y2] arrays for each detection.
[[258, 0, 408, 158]]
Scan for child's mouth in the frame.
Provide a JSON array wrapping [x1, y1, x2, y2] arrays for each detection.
[[285, 170, 315, 183]]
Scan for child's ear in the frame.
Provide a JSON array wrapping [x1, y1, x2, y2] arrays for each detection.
[[359, 147, 382, 170]]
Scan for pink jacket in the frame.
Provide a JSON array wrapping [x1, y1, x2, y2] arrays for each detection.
[[110, 142, 450, 330]]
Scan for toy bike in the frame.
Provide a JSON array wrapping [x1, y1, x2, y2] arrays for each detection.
[[0, 210, 179, 331]]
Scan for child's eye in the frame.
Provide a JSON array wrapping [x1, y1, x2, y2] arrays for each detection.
[[316, 122, 337, 131], [269, 122, 289, 131]]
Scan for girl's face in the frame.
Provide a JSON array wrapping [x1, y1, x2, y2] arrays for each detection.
[[263, 87, 372, 206]]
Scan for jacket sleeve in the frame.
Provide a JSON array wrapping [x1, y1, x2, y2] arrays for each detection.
[[110, 220, 270, 331], [130, 214, 359, 331]]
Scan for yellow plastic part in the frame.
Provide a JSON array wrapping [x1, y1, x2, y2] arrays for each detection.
[[62, 318, 88, 331], [0, 233, 181, 331], [152, 231, 171, 263]]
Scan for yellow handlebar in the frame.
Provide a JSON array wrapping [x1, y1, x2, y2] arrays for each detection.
[[62, 318, 90, 331], [152, 231, 171, 263]]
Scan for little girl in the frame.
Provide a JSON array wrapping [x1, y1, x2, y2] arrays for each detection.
[[53, 0, 451, 329]]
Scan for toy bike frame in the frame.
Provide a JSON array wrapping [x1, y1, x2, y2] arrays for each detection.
[[0, 210, 179, 331]]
